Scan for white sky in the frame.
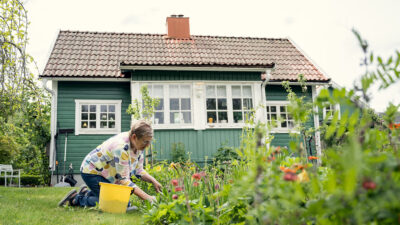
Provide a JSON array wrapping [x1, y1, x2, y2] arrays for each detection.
[[25, 0, 400, 112]]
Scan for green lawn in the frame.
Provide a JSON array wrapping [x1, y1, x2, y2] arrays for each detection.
[[0, 187, 142, 225]]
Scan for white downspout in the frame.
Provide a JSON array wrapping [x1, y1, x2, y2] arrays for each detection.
[[312, 85, 322, 166], [261, 69, 271, 149], [42, 79, 57, 171]]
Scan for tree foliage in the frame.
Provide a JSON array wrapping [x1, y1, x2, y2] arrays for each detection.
[[0, 0, 50, 184]]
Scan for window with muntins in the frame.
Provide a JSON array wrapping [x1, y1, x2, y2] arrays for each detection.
[[75, 100, 121, 135], [206, 85, 228, 123], [232, 85, 253, 123], [143, 83, 193, 126], [266, 102, 294, 131]]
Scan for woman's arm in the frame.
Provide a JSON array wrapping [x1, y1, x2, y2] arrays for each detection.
[[141, 173, 162, 192], [132, 185, 156, 202]]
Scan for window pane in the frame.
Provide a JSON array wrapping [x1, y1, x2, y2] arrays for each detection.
[[170, 98, 180, 110], [170, 85, 179, 97], [232, 86, 241, 97], [218, 112, 228, 123], [206, 85, 215, 97], [170, 112, 181, 124], [232, 99, 242, 110], [100, 121, 107, 128], [90, 105, 96, 112], [154, 112, 164, 124], [280, 106, 286, 112], [81, 121, 88, 128], [266, 106, 270, 112], [288, 121, 294, 128], [243, 86, 252, 97], [233, 111, 243, 123], [267, 113, 270, 120], [182, 112, 191, 123], [271, 106, 276, 112], [281, 121, 287, 128], [81, 105, 88, 112], [109, 121, 115, 128], [100, 105, 107, 112], [217, 86, 226, 97], [109, 105, 115, 112], [181, 85, 190, 97], [108, 113, 115, 121], [206, 98, 216, 110], [90, 113, 96, 120], [243, 99, 253, 110], [207, 112, 216, 123], [153, 85, 163, 97], [100, 113, 107, 120], [181, 98, 191, 110], [155, 99, 164, 110], [81, 113, 88, 120], [145, 85, 152, 95], [280, 113, 287, 119], [244, 111, 252, 121], [89, 122, 96, 128], [288, 114, 293, 120], [218, 99, 227, 110]]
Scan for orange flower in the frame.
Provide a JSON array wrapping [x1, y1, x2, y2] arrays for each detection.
[[171, 179, 178, 186], [192, 173, 201, 180], [279, 166, 297, 173], [175, 186, 183, 192], [308, 156, 318, 160]]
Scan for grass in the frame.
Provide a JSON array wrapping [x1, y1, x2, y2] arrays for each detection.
[[0, 187, 142, 225]]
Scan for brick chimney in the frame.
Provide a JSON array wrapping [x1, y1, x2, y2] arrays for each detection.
[[166, 14, 190, 39]]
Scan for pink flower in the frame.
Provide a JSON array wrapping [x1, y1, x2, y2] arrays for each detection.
[[199, 171, 206, 177], [171, 179, 179, 186], [172, 194, 178, 199], [214, 184, 220, 190], [175, 186, 183, 192], [192, 173, 201, 180], [283, 172, 298, 181], [193, 182, 199, 187]]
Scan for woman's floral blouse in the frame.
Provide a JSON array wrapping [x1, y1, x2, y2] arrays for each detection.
[[80, 132, 147, 187]]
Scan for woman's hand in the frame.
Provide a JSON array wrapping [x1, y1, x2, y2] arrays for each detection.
[[152, 180, 162, 193]]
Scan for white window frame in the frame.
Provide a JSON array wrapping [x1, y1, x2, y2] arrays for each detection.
[[137, 82, 194, 129], [74, 99, 122, 135], [204, 82, 257, 129], [323, 103, 341, 120], [265, 101, 297, 133]]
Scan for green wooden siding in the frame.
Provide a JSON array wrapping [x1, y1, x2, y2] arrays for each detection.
[[130, 70, 261, 81], [153, 129, 242, 163], [265, 85, 316, 155], [56, 81, 131, 173]]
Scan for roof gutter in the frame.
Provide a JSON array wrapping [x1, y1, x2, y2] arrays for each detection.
[[41, 79, 57, 171], [120, 65, 273, 72]]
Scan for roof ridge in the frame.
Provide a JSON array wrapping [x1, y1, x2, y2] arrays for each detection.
[[59, 30, 288, 40]]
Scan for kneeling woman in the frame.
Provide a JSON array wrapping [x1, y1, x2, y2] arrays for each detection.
[[58, 120, 162, 208]]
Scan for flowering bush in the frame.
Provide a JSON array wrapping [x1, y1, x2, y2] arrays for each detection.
[[133, 31, 400, 224]]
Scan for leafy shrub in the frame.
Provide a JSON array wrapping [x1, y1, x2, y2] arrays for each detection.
[[0, 174, 43, 186], [214, 145, 240, 164], [171, 142, 187, 163]]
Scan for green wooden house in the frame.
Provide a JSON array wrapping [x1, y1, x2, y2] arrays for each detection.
[[40, 15, 330, 184]]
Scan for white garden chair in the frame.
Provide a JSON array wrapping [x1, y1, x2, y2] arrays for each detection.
[[0, 164, 22, 187]]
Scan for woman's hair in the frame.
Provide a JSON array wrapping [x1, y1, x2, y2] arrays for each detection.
[[130, 120, 153, 139]]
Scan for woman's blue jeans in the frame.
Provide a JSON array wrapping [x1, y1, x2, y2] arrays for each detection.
[[75, 173, 110, 207]]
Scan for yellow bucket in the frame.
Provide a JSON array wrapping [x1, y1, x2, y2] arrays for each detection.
[[99, 182, 133, 213]]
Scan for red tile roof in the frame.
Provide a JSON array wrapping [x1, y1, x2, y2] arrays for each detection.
[[41, 30, 329, 81]]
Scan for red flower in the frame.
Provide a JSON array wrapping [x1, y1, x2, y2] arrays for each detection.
[[171, 179, 179, 186], [308, 156, 318, 160], [362, 180, 377, 190], [283, 172, 298, 181], [172, 194, 178, 199], [192, 173, 201, 180], [174, 186, 183, 192], [193, 182, 199, 187]]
